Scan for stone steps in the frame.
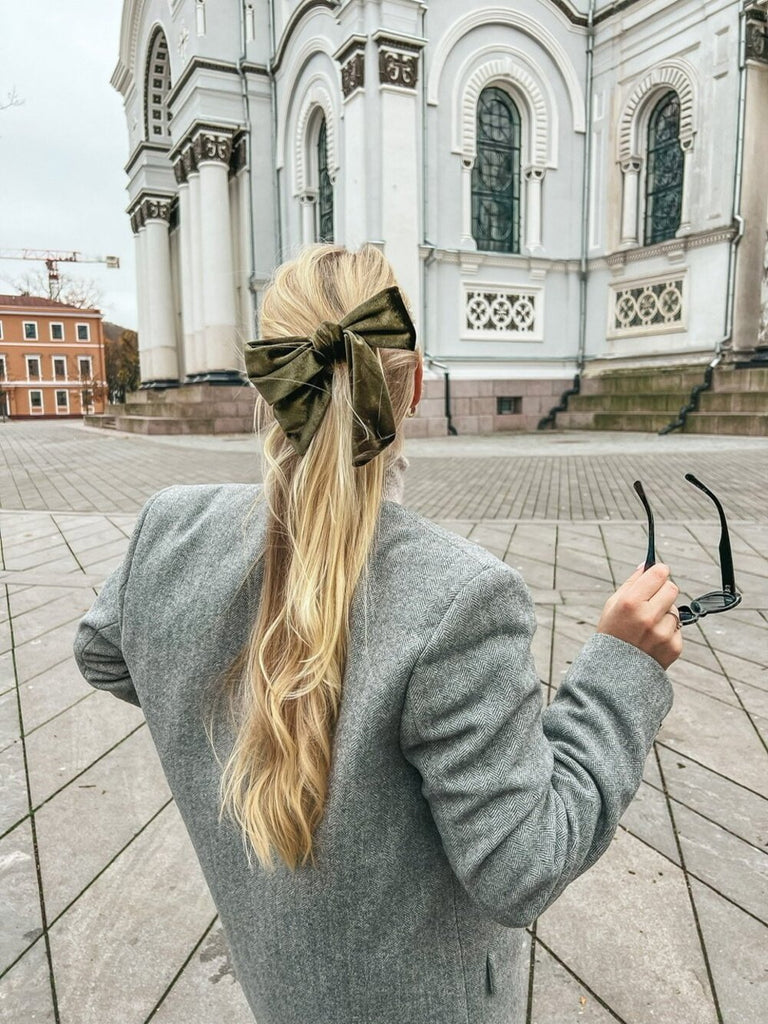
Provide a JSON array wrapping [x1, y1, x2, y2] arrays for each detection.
[[683, 412, 768, 435], [557, 362, 768, 436], [578, 367, 708, 396]]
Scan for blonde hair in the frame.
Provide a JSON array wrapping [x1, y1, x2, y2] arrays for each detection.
[[217, 244, 421, 870]]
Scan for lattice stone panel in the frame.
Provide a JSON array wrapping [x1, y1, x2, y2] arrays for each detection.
[[464, 286, 542, 341], [610, 277, 685, 336]]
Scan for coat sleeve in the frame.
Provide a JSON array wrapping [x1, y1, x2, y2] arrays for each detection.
[[72, 491, 164, 707], [399, 562, 673, 929]]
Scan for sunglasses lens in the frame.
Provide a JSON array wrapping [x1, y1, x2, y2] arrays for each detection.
[[678, 605, 696, 625], [691, 592, 740, 614]]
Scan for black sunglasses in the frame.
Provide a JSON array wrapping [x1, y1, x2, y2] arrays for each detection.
[[633, 474, 742, 626]]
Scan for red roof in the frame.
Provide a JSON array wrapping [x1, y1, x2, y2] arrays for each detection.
[[0, 294, 100, 314]]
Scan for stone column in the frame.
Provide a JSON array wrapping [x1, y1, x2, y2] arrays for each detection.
[[375, 33, 424, 327], [524, 167, 546, 253], [299, 191, 318, 244], [192, 128, 241, 380], [676, 142, 694, 235], [620, 158, 642, 247], [732, 8, 768, 356], [335, 37, 368, 248], [460, 157, 476, 248], [183, 145, 206, 378], [173, 156, 196, 381], [131, 207, 154, 385], [139, 195, 180, 385]]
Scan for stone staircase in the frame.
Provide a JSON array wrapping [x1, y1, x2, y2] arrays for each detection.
[[84, 383, 257, 435], [555, 364, 768, 436], [84, 376, 450, 438]]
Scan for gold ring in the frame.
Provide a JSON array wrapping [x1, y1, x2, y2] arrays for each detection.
[[667, 610, 682, 630]]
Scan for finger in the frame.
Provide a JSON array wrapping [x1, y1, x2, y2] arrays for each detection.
[[625, 562, 671, 601], [647, 579, 680, 621], [616, 564, 648, 592]]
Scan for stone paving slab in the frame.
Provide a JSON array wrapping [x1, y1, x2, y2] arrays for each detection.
[[0, 422, 767, 1023]]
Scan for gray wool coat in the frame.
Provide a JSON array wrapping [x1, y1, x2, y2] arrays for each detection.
[[73, 483, 673, 1024]]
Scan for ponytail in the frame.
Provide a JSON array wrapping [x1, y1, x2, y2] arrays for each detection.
[[216, 245, 420, 869]]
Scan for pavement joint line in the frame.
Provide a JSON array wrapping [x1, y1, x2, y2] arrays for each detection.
[[696, 625, 768, 762], [30, 721, 147, 816], [531, 934, 629, 1024], [654, 740, 768, 804], [640, 777, 768, 859], [16, 689, 94, 741], [10, 609, 101, 653], [142, 913, 221, 1024], [0, 582, 62, 1021], [43, 797, 174, 935], [617, 820, 768, 932], [653, 744, 726, 1024]]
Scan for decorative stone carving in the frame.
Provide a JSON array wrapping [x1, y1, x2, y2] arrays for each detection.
[[524, 167, 546, 184], [611, 277, 685, 334], [192, 129, 233, 166], [746, 9, 768, 64], [621, 157, 643, 175], [341, 52, 365, 98], [464, 286, 542, 339], [174, 157, 187, 185], [138, 196, 172, 222], [182, 144, 197, 177], [379, 48, 419, 89]]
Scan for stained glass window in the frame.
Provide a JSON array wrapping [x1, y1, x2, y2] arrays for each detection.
[[472, 87, 521, 253], [645, 91, 684, 245], [317, 118, 334, 243]]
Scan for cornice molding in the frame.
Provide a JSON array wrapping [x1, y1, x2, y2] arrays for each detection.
[[605, 226, 737, 268], [166, 58, 261, 109], [124, 140, 171, 175]]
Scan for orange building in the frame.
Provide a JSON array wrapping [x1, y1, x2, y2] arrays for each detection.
[[0, 295, 107, 420]]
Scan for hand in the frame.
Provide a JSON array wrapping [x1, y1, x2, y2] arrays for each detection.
[[596, 563, 683, 670]]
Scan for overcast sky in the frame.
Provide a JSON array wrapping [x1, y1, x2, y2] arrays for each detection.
[[1, 2, 137, 328]]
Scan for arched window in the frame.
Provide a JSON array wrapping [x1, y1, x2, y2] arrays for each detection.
[[316, 117, 334, 243], [471, 87, 521, 253], [145, 29, 172, 142], [644, 90, 684, 245]]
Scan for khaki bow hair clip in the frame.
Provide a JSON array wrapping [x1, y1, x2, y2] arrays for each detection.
[[244, 286, 417, 467]]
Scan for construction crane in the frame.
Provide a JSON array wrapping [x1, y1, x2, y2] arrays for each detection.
[[0, 249, 119, 298]]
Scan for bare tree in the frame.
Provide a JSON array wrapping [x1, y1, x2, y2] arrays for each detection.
[[5, 269, 103, 309], [0, 86, 23, 111]]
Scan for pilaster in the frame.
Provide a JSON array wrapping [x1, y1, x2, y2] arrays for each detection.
[[733, 7, 768, 356], [373, 30, 425, 325]]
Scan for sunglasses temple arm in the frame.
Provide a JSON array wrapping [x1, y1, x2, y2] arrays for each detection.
[[633, 481, 656, 570], [684, 474, 737, 595]]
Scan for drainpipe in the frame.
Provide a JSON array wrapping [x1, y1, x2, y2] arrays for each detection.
[[539, 0, 595, 429], [576, 0, 596, 373], [659, 0, 748, 433], [419, 1, 456, 434], [267, 0, 283, 263], [718, 0, 748, 359], [238, 1, 258, 329]]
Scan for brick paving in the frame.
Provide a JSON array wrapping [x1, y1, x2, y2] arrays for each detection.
[[0, 420, 766, 1023]]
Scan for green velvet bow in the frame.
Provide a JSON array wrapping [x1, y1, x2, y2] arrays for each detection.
[[244, 286, 416, 466]]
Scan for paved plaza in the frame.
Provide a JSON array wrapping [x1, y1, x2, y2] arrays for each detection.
[[1, 419, 767, 1024]]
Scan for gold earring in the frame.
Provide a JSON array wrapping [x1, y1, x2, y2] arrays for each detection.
[[407, 407, 416, 418]]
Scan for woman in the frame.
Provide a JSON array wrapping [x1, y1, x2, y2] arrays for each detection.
[[74, 244, 682, 1023]]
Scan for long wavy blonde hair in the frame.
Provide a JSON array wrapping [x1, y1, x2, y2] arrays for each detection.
[[217, 244, 421, 870]]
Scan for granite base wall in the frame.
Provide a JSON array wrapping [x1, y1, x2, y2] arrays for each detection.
[[404, 377, 572, 437]]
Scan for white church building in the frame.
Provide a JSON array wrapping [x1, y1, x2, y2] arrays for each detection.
[[110, 0, 768, 435]]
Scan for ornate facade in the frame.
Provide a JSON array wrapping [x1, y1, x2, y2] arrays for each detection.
[[112, 0, 768, 430]]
